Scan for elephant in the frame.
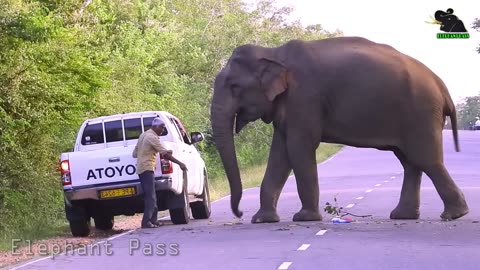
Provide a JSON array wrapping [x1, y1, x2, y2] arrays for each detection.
[[210, 36, 469, 224], [434, 8, 467, 32]]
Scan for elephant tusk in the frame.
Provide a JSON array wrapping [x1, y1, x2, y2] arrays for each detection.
[[425, 15, 442, 25]]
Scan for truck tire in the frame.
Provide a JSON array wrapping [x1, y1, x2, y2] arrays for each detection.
[[191, 170, 211, 219], [65, 202, 91, 237], [69, 219, 91, 237], [169, 179, 190, 224], [94, 215, 114, 230]]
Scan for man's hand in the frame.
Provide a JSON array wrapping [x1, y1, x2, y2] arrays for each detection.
[[179, 163, 187, 171]]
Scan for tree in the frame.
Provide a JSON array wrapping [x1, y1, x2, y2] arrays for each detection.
[[473, 18, 480, 53], [456, 95, 480, 129]]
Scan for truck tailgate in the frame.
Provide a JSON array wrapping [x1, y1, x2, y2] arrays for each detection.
[[68, 145, 140, 188]]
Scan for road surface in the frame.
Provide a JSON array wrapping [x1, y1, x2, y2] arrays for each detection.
[[6, 130, 480, 270]]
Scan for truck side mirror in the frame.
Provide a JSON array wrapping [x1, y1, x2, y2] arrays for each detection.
[[190, 132, 204, 144]]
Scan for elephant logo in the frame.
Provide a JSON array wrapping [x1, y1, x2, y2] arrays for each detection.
[[426, 8, 470, 39]]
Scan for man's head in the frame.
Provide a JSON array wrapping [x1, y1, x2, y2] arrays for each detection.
[[151, 117, 166, 136]]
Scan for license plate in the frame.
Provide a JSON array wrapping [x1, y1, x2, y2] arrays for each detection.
[[99, 187, 136, 199]]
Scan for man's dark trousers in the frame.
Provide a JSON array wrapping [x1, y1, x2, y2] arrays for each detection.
[[139, 171, 158, 227]]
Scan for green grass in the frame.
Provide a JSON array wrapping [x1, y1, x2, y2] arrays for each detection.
[[0, 221, 69, 251], [209, 143, 343, 201]]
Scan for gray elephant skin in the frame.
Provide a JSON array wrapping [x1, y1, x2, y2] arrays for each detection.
[[209, 36, 469, 224]]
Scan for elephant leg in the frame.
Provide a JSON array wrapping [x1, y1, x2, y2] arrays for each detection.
[[390, 149, 422, 219], [251, 130, 292, 223], [286, 135, 322, 222], [404, 132, 469, 220], [422, 164, 469, 220]]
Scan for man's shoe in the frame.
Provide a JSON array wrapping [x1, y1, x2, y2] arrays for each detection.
[[141, 222, 157, 229], [152, 221, 163, 227]]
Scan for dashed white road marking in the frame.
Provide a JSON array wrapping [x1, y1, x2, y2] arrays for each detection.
[[316, 229, 328, 235], [356, 196, 364, 200], [365, 189, 373, 193], [278, 262, 293, 270], [345, 204, 355, 208], [297, 244, 310, 251], [374, 184, 382, 187], [391, 176, 396, 179], [384, 180, 389, 183]]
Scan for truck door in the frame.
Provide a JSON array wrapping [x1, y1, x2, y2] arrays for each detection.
[[168, 117, 196, 193]]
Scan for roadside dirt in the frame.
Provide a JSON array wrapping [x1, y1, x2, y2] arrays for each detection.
[[0, 213, 154, 268]]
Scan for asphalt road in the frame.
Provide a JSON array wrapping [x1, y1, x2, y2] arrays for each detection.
[[7, 130, 480, 270]]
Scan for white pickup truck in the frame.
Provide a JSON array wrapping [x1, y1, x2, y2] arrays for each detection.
[[59, 111, 211, 236]]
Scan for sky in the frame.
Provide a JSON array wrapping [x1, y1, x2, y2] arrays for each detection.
[[243, 0, 480, 104]]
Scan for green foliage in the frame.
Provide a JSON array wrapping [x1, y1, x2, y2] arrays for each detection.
[[324, 197, 344, 217], [0, 0, 343, 242], [456, 95, 480, 129]]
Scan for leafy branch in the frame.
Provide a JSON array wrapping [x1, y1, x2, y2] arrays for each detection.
[[324, 196, 372, 218]]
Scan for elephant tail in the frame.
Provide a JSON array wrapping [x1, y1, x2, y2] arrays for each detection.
[[447, 100, 460, 152]]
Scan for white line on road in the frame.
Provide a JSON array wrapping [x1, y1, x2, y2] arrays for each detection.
[[384, 180, 389, 183], [356, 196, 364, 200], [375, 184, 382, 187], [8, 256, 52, 270], [297, 244, 311, 251], [391, 176, 396, 179], [108, 229, 134, 241], [278, 262, 293, 270], [345, 204, 355, 208], [365, 189, 373, 193], [316, 229, 328, 235]]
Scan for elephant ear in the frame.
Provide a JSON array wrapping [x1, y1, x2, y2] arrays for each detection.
[[256, 58, 288, 102]]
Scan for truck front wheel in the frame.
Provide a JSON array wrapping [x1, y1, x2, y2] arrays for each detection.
[[191, 170, 211, 219], [169, 180, 190, 224]]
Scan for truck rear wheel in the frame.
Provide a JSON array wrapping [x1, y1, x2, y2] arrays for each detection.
[[69, 219, 91, 237], [191, 170, 211, 219], [169, 180, 190, 224], [65, 202, 91, 237], [94, 215, 114, 230]]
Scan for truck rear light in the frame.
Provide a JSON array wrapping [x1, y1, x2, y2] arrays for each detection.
[[160, 155, 173, 174], [60, 160, 72, 186]]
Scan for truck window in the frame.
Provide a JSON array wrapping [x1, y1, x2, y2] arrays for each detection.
[[81, 123, 104, 145], [105, 120, 123, 143], [124, 118, 142, 140], [174, 118, 191, 144]]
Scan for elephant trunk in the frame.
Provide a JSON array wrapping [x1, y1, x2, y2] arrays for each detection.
[[210, 91, 243, 218]]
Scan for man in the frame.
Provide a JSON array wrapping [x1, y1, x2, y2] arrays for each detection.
[[475, 117, 480, 131], [133, 117, 187, 228]]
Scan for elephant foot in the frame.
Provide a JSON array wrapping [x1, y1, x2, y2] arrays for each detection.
[[441, 203, 469, 221], [292, 209, 322, 222], [390, 205, 420, 219], [251, 209, 280, 223]]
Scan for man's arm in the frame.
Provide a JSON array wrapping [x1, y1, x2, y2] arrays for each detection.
[[147, 134, 187, 170], [147, 134, 169, 154], [132, 143, 138, 158], [164, 152, 187, 171]]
